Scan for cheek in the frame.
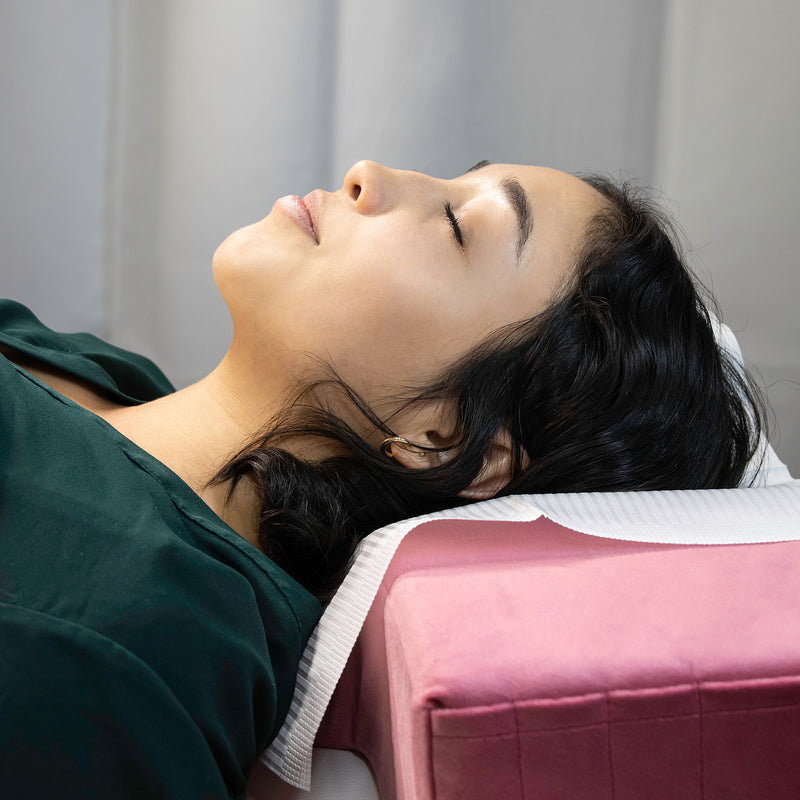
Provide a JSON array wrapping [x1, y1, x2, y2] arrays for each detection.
[[311, 273, 455, 386], [308, 250, 481, 390]]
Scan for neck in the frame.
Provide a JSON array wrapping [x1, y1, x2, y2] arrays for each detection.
[[101, 353, 293, 548]]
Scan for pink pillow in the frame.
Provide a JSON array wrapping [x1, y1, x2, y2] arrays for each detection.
[[318, 516, 800, 799]]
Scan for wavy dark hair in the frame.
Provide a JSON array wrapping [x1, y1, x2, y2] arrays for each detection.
[[215, 174, 765, 601]]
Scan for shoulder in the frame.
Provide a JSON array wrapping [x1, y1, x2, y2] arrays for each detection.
[[0, 299, 174, 401]]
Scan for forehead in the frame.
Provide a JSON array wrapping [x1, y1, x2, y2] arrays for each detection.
[[466, 162, 606, 213]]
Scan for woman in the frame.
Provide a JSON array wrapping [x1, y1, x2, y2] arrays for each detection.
[[0, 160, 762, 798]]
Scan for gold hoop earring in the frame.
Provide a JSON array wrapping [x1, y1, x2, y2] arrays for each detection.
[[381, 436, 426, 458]]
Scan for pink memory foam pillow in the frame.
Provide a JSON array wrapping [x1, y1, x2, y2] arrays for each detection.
[[317, 515, 800, 800]]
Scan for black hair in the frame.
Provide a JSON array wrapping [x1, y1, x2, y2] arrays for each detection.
[[214, 175, 765, 602]]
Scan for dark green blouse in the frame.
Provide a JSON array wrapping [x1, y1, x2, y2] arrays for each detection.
[[0, 300, 322, 799]]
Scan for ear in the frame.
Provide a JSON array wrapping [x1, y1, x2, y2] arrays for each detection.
[[458, 429, 516, 500], [384, 402, 456, 471], [383, 435, 450, 470]]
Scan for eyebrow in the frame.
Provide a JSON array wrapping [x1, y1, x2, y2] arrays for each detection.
[[463, 160, 533, 265], [500, 176, 533, 264]]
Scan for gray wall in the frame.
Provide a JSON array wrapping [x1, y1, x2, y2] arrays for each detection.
[[1, 0, 111, 333], [656, 0, 800, 474], [2, 0, 797, 473]]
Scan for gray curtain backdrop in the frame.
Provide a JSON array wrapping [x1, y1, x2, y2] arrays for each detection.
[[2, 0, 798, 473]]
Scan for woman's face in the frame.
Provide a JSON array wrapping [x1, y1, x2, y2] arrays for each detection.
[[213, 160, 605, 409]]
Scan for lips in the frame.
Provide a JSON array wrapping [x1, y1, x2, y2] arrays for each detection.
[[275, 192, 320, 244], [302, 190, 321, 241]]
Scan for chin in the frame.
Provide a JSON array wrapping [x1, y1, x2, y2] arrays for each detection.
[[212, 226, 252, 304], [213, 221, 265, 280], [213, 227, 297, 323]]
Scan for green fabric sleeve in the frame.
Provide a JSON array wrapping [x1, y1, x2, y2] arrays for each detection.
[[0, 602, 236, 799]]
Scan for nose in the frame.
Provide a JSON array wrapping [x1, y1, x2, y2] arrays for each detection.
[[342, 159, 400, 215]]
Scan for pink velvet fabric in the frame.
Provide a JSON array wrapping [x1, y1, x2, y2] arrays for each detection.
[[316, 517, 800, 799]]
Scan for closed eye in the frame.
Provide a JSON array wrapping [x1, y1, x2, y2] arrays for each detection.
[[443, 201, 465, 249]]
